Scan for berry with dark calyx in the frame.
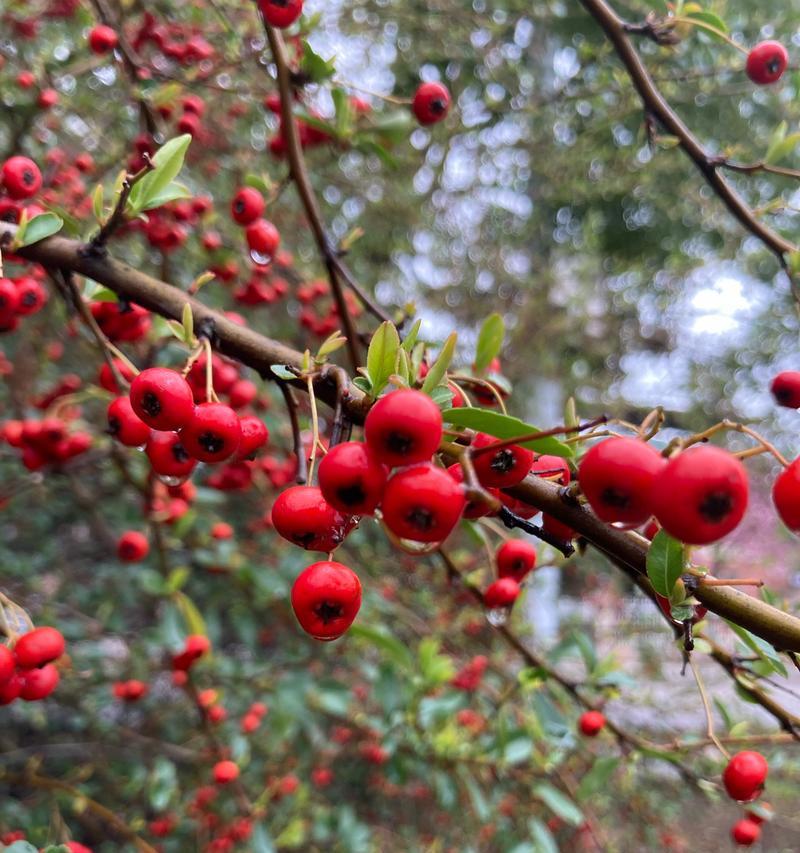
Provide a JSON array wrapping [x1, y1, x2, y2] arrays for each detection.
[[770, 371, 800, 408], [1, 156, 42, 199], [213, 760, 240, 785], [258, 0, 303, 29], [731, 819, 761, 847], [14, 276, 47, 315], [290, 560, 362, 641], [447, 463, 500, 518], [483, 577, 520, 609], [181, 402, 242, 463], [723, 751, 768, 802], [496, 539, 537, 582], [117, 530, 149, 562], [364, 388, 443, 467], [88, 23, 118, 53], [245, 218, 280, 258], [234, 414, 269, 460], [107, 396, 151, 447], [130, 368, 195, 431], [19, 663, 60, 701], [14, 626, 65, 668], [471, 433, 534, 489], [746, 40, 788, 85], [412, 82, 451, 125], [145, 431, 197, 479], [0, 644, 15, 683], [318, 441, 388, 515], [230, 187, 265, 225], [271, 485, 355, 551], [0, 279, 20, 325], [651, 445, 748, 545], [578, 710, 605, 737], [578, 437, 665, 526], [381, 463, 466, 543]]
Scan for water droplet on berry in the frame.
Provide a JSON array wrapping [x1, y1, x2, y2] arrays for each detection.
[[485, 607, 508, 627], [158, 474, 187, 487], [250, 250, 273, 265]]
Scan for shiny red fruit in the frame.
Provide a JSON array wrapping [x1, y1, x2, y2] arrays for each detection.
[[318, 441, 388, 515], [88, 23, 118, 53], [213, 760, 240, 785], [245, 219, 280, 257], [651, 446, 748, 545], [447, 463, 500, 518], [19, 663, 60, 701], [258, 0, 303, 29], [731, 819, 761, 847], [290, 560, 362, 641], [472, 433, 534, 488], [412, 82, 451, 125], [14, 275, 47, 315], [180, 402, 241, 463], [723, 751, 768, 802], [578, 437, 665, 526], [746, 40, 788, 85], [578, 710, 605, 737], [773, 457, 800, 533], [145, 431, 197, 479], [483, 577, 520, 608], [364, 389, 443, 467], [230, 187, 265, 225], [107, 396, 151, 447], [0, 644, 14, 683], [1, 156, 42, 199], [271, 485, 355, 551], [14, 626, 65, 668], [0, 279, 20, 324], [130, 368, 195, 431], [117, 530, 149, 562], [381, 463, 466, 542], [235, 414, 269, 460], [770, 370, 800, 408], [0, 672, 23, 705], [496, 539, 537, 582]]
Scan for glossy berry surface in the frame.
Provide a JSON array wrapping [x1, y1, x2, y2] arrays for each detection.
[[496, 540, 537, 582], [651, 445, 748, 545], [770, 370, 800, 408], [471, 433, 534, 489], [731, 819, 761, 846], [235, 414, 269, 460], [381, 464, 466, 543], [271, 485, 355, 551], [145, 431, 197, 479], [245, 219, 280, 257], [746, 40, 788, 85], [578, 710, 605, 737], [0, 279, 20, 324], [14, 626, 65, 669], [318, 441, 388, 515], [107, 396, 151, 447], [412, 82, 451, 125], [447, 463, 500, 518], [117, 530, 149, 562], [88, 24, 118, 54], [364, 389, 443, 467], [723, 751, 768, 802], [578, 437, 665, 526], [19, 663, 60, 701], [258, 0, 303, 28], [291, 560, 362, 641], [483, 577, 520, 609], [773, 457, 800, 531], [230, 186, 265, 225], [180, 402, 242, 463], [130, 368, 195, 431], [213, 760, 240, 785], [1, 156, 42, 199], [0, 645, 15, 683]]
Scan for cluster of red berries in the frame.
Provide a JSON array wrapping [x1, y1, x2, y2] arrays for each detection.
[[578, 436, 749, 545], [482, 538, 538, 612], [0, 272, 47, 333], [91, 300, 152, 341], [1, 415, 92, 471], [0, 626, 65, 705], [229, 186, 281, 260], [723, 751, 771, 846], [296, 277, 364, 339], [264, 90, 333, 159], [129, 11, 215, 69]]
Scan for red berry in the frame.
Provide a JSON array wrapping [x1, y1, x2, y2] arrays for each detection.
[[235, 414, 269, 460], [245, 219, 280, 257], [318, 441, 388, 515], [723, 751, 768, 802], [364, 389, 443, 467], [0, 279, 20, 325], [98, 358, 136, 393], [578, 437, 665, 526], [88, 23, 118, 53], [530, 454, 571, 485], [412, 82, 451, 125], [271, 485, 355, 551], [731, 819, 761, 847], [107, 396, 151, 447], [145, 431, 197, 479], [471, 433, 534, 489], [0, 644, 15, 683], [19, 663, 60, 701], [14, 275, 47, 315], [258, 0, 303, 29], [578, 710, 605, 737], [1, 156, 42, 199], [213, 760, 240, 785], [180, 402, 241, 463], [483, 577, 520, 609], [496, 540, 537, 582], [651, 446, 748, 545], [230, 187, 265, 225], [211, 521, 233, 540], [130, 368, 195, 431], [290, 560, 362, 641], [746, 41, 788, 85], [770, 370, 800, 408], [0, 672, 23, 705], [117, 530, 149, 562], [14, 626, 65, 668], [447, 463, 500, 518], [381, 463, 466, 543]]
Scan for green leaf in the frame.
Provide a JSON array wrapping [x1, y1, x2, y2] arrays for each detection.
[[421, 331, 457, 395], [532, 783, 583, 827], [372, 110, 413, 144], [441, 407, 574, 458], [182, 303, 194, 343], [128, 134, 192, 214], [300, 40, 336, 82], [366, 321, 400, 397], [332, 87, 354, 138], [725, 620, 788, 678], [92, 183, 105, 221], [684, 10, 728, 35], [418, 637, 456, 685], [348, 623, 413, 669], [766, 132, 800, 166], [165, 566, 190, 592], [173, 591, 206, 637], [576, 756, 620, 800], [316, 330, 347, 360], [355, 138, 399, 168], [401, 318, 422, 352], [503, 736, 533, 765], [528, 818, 559, 853], [16, 212, 63, 246], [270, 364, 297, 381], [645, 530, 685, 597], [765, 121, 788, 165], [473, 312, 504, 372], [141, 181, 192, 210]]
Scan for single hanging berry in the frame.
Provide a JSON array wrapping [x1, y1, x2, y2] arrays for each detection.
[[291, 560, 362, 640]]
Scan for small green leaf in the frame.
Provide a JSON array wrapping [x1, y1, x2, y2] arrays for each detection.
[[401, 318, 422, 352], [173, 591, 206, 637], [725, 620, 788, 677], [684, 9, 728, 33], [182, 303, 194, 343], [645, 530, 685, 597], [372, 110, 413, 144], [167, 320, 187, 341], [92, 183, 105, 221], [366, 321, 400, 397], [528, 818, 559, 853], [533, 783, 583, 827], [576, 757, 620, 800], [474, 312, 504, 373], [348, 623, 413, 669], [332, 87, 354, 138], [352, 375, 372, 394], [300, 40, 336, 83], [441, 407, 574, 457], [244, 173, 271, 195], [165, 566, 190, 592], [765, 121, 789, 165], [316, 330, 346, 360], [16, 212, 63, 246], [128, 134, 192, 214], [270, 364, 297, 380], [421, 331, 457, 395]]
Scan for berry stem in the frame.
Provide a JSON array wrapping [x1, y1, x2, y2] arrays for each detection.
[[469, 415, 608, 459], [202, 337, 220, 403], [687, 655, 731, 759], [671, 16, 749, 55], [307, 375, 321, 482], [181, 342, 205, 378]]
